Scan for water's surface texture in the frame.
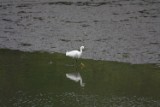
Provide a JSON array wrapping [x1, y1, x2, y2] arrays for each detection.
[[0, 0, 160, 63], [0, 49, 160, 107], [0, 0, 160, 106]]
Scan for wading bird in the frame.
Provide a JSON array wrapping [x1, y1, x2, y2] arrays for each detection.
[[66, 46, 84, 59], [66, 46, 85, 68]]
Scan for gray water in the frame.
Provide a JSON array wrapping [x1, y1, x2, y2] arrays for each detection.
[[0, 0, 160, 106], [0, 0, 160, 64]]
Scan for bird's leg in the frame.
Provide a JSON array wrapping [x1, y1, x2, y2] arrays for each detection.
[[75, 59, 78, 71], [75, 63, 78, 72], [72, 59, 76, 69], [74, 59, 76, 66], [76, 59, 78, 63]]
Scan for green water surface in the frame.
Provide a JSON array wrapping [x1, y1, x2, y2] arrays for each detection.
[[0, 49, 160, 107]]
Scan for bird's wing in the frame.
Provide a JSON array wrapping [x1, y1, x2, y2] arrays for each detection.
[[66, 50, 79, 56]]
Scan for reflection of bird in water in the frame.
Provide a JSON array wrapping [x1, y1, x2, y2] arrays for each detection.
[[66, 72, 85, 87], [66, 46, 84, 59]]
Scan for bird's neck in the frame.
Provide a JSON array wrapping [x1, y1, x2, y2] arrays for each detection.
[[80, 48, 83, 53]]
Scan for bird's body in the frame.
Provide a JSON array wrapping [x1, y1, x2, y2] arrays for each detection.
[[66, 46, 84, 59], [66, 50, 81, 58]]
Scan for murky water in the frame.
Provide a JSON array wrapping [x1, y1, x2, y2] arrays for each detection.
[[0, 49, 160, 107], [0, 0, 160, 63], [0, 0, 160, 106]]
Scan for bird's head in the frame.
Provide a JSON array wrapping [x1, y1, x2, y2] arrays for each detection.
[[80, 46, 84, 50]]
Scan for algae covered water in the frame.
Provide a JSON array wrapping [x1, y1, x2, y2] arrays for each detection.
[[0, 49, 160, 107], [0, 0, 160, 106]]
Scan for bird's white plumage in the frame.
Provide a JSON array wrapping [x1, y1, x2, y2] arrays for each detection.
[[66, 46, 84, 58]]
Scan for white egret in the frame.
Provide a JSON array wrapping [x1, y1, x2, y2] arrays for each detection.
[[66, 46, 84, 59], [66, 72, 85, 87]]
